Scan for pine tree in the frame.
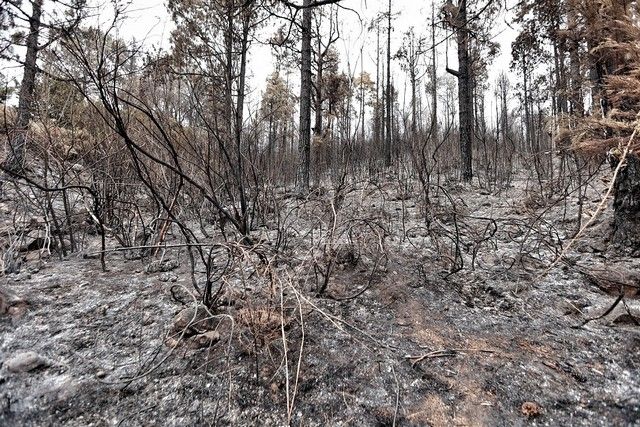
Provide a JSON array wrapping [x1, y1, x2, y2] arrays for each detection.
[[443, 0, 500, 182]]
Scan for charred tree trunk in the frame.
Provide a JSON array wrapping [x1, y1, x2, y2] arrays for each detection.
[[314, 40, 323, 137], [567, 6, 583, 117], [410, 67, 417, 135], [384, 0, 392, 167], [612, 154, 640, 252], [235, 14, 250, 235], [374, 27, 381, 152], [5, 0, 43, 173], [457, 0, 473, 181], [446, 0, 473, 182], [296, 0, 312, 194], [431, 4, 438, 136], [359, 48, 365, 142], [267, 111, 275, 163], [521, 57, 532, 153]]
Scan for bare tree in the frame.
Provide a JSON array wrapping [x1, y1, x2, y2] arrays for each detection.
[[3, 0, 84, 174], [4, 0, 42, 173], [443, 0, 473, 181], [287, 0, 342, 194], [384, 0, 392, 167], [396, 27, 426, 136], [312, 6, 339, 139], [296, 0, 313, 193]]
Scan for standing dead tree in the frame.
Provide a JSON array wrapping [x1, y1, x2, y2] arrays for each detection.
[[443, 0, 473, 181], [283, 0, 343, 194], [2, 0, 84, 174]]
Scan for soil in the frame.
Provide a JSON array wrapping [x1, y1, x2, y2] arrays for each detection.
[[1, 175, 639, 426]]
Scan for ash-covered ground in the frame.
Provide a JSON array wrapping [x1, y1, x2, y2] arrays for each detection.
[[1, 176, 639, 426]]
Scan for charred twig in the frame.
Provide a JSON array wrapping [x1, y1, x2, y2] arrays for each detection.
[[391, 364, 400, 427], [325, 251, 384, 301], [405, 349, 458, 366], [405, 348, 496, 366], [574, 294, 624, 328]]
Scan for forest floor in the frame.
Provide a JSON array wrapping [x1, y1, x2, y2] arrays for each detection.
[[1, 172, 639, 426]]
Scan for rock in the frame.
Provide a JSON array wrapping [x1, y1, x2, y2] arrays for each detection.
[[188, 399, 202, 413], [164, 337, 180, 348], [7, 304, 28, 318], [141, 313, 154, 326], [172, 306, 214, 335], [36, 375, 79, 403], [5, 351, 49, 373], [12, 271, 32, 282], [188, 331, 220, 349], [146, 259, 180, 274], [96, 370, 107, 378], [158, 272, 178, 282], [18, 237, 47, 253], [0, 286, 28, 316]]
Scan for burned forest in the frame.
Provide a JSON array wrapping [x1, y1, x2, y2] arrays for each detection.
[[1, 0, 639, 425]]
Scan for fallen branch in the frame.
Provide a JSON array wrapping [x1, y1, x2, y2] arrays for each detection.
[[404, 348, 496, 366], [574, 293, 624, 328]]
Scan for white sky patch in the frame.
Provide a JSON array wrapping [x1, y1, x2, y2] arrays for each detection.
[[109, 0, 518, 94], [5, 0, 521, 122]]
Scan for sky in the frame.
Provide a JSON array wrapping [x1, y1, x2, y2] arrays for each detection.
[[4, 0, 519, 119], [113, 0, 519, 113]]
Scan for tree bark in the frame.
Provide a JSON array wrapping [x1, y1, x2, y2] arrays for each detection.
[[296, 0, 312, 194], [314, 40, 323, 136], [359, 48, 365, 142], [612, 154, 640, 253], [446, 0, 473, 181], [552, 41, 568, 115], [410, 67, 417, 135], [224, 1, 235, 140], [235, 13, 250, 235], [567, 5, 583, 117], [431, 3, 438, 137], [5, 0, 43, 173], [384, 0, 392, 166], [521, 57, 532, 153], [374, 26, 381, 151]]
